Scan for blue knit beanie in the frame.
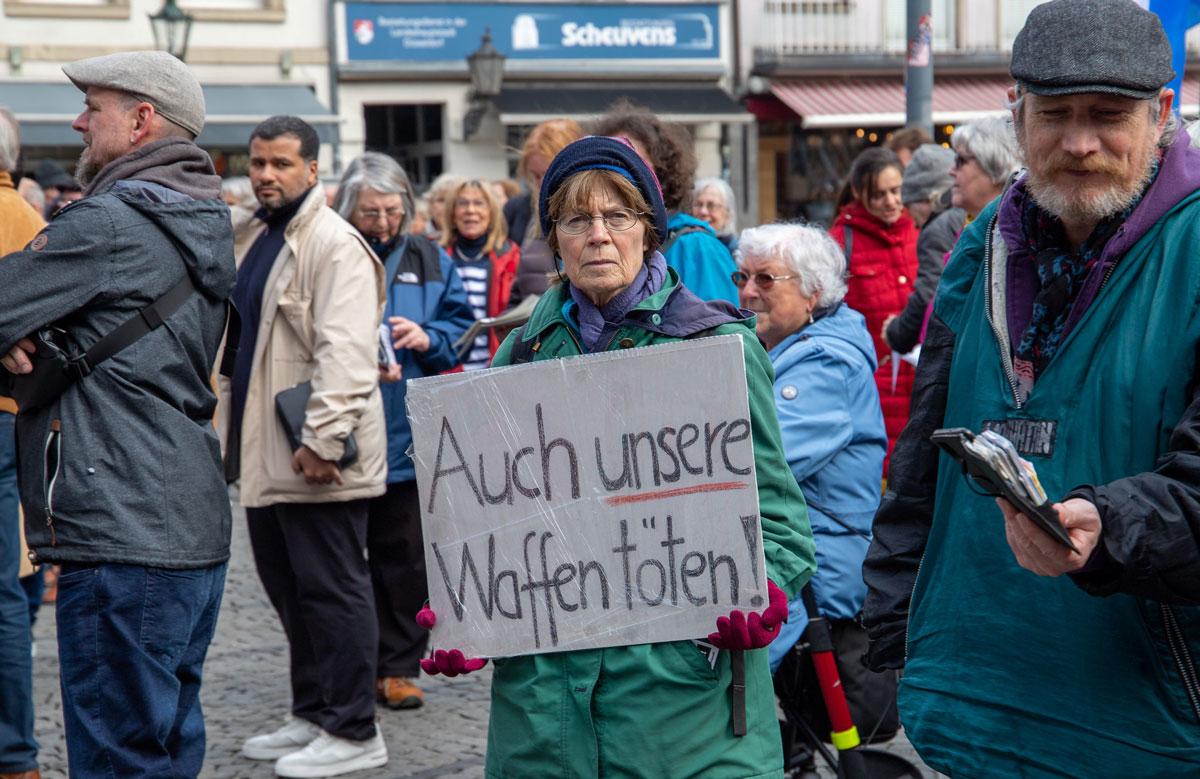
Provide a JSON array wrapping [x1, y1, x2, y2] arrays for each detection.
[[538, 135, 669, 244]]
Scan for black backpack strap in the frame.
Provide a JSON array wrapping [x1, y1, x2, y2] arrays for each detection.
[[219, 301, 241, 378], [69, 274, 196, 380], [842, 225, 853, 263], [506, 325, 538, 365], [660, 224, 706, 257]]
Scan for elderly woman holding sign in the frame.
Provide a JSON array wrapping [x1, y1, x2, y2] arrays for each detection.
[[416, 136, 816, 777]]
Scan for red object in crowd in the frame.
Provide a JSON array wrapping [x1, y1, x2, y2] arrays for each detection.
[[448, 238, 520, 359], [830, 202, 919, 473]]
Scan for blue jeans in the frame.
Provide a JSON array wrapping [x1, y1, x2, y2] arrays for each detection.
[[0, 411, 37, 773], [56, 562, 226, 778]]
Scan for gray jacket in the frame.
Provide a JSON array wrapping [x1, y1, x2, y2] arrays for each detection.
[[0, 141, 236, 569], [884, 204, 966, 354]]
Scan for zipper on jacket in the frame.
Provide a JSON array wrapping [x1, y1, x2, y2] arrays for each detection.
[[43, 420, 61, 547], [981, 210, 1023, 410], [903, 550, 926, 664], [1161, 603, 1200, 723]]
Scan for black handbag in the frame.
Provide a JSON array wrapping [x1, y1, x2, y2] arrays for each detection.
[[274, 380, 358, 468], [10, 275, 198, 413]]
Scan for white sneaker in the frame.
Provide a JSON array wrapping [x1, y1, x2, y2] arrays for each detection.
[[242, 715, 322, 760], [273, 729, 388, 778]]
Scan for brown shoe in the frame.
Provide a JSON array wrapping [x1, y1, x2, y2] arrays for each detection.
[[0, 769, 41, 779], [376, 677, 423, 710]]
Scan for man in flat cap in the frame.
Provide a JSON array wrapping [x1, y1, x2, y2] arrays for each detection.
[[862, 0, 1200, 773], [0, 51, 235, 776]]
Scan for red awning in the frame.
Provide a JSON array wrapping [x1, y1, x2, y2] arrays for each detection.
[[769, 74, 1200, 129], [768, 75, 1014, 128]]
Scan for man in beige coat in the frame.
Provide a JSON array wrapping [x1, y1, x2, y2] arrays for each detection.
[[219, 116, 388, 779]]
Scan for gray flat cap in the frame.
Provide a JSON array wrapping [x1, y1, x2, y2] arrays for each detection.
[[1010, 0, 1173, 100], [902, 144, 954, 205], [63, 50, 205, 136]]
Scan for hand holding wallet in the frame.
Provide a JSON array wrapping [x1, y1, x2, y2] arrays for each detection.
[[274, 381, 358, 469], [931, 427, 1077, 552]]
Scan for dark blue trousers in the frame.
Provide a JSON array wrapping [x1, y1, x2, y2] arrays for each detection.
[[0, 411, 37, 774], [56, 561, 226, 778]]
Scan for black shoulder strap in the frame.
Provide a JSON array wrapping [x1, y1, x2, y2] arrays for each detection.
[[71, 274, 197, 379], [660, 224, 706, 257], [842, 225, 853, 262], [507, 325, 538, 365]]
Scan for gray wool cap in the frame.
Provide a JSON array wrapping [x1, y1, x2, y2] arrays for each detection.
[[63, 50, 205, 136], [1010, 0, 1173, 100], [901, 144, 954, 205]]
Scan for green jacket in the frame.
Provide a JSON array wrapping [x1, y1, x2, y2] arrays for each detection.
[[484, 271, 816, 778], [901, 189, 1200, 776]]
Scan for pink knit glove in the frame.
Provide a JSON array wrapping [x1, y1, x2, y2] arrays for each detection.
[[415, 605, 488, 677], [706, 580, 788, 650]]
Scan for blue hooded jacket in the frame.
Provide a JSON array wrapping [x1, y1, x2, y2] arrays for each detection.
[[766, 303, 887, 672], [379, 236, 474, 483], [664, 212, 740, 307]]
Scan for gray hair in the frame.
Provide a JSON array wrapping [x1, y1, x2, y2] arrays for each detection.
[[334, 152, 415, 234], [1009, 82, 1178, 148], [951, 116, 1022, 186], [692, 177, 737, 234], [220, 176, 256, 210], [736, 222, 848, 308], [0, 107, 19, 173]]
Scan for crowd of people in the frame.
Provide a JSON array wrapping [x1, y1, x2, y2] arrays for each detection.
[[2, 0, 1200, 776]]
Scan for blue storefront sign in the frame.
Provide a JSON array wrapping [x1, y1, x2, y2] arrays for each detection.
[[343, 2, 721, 62]]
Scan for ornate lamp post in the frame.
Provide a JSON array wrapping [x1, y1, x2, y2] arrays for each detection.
[[464, 29, 506, 138], [149, 0, 195, 61]]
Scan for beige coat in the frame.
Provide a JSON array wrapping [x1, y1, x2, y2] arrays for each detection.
[[220, 186, 387, 508]]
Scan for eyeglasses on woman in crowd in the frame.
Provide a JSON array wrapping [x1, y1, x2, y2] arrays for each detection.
[[555, 208, 644, 235], [731, 270, 799, 290]]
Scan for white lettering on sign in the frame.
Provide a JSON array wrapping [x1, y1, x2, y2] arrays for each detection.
[[561, 20, 677, 48], [407, 336, 767, 658]]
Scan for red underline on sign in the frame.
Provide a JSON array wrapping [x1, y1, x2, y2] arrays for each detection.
[[605, 481, 750, 506]]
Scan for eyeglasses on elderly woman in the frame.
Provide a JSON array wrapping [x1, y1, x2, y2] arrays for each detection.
[[731, 270, 799, 290], [555, 207, 645, 235]]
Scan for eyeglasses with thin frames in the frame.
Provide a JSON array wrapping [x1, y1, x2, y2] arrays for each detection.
[[731, 270, 798, 290], [555, 208, 645, 235], [953, 151, 976, 170]]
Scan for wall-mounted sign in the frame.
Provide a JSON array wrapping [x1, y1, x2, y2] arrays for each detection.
[[343, 2, 721, 63]]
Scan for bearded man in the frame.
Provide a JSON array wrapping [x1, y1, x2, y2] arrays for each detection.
[[0, 52, 235, 777], [861, 0, 1200, 774]]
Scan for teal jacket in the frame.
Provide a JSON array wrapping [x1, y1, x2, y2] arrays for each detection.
[[895, 172, 1200, 776], [483, 270, 816, 778], [664, 212, 740, 306]]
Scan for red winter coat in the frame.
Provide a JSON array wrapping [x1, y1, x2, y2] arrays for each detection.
[[829, 202, 918, 474]]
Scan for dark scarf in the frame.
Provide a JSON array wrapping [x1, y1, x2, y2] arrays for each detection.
[[366, 232, 401, 259], [83, 137, 221, 201], [569, 251, 668, 353], [1013, 160, 1158, 382], [454, 232, 488, 260]]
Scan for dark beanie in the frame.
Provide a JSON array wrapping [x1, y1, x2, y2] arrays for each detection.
[[538, 135, 668, 243]]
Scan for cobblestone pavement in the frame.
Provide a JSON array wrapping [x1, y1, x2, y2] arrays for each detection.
[[31, 497, 935, 778]]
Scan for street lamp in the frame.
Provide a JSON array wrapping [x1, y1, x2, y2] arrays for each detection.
[[464, 29, 506, 138], [149, 0, 195, 61]]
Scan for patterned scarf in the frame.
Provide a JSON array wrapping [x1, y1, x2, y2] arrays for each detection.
[[1013, 161, 1158, 385]]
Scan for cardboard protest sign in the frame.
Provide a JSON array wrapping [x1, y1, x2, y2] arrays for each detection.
[[406, 335, 767, 658]]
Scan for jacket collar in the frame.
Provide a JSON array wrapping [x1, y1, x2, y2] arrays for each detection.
[[520, 267, 751, 343]]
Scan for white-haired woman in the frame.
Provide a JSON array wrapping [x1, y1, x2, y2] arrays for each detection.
[[734, 223, 887, 675], [691, 177, 738, 253], [333, 152, 474, 711], [950, 115, 1022, 219]]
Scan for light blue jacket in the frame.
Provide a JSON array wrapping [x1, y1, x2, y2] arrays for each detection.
[[766, 303, 886, 672], [664, 212, 739, 306]]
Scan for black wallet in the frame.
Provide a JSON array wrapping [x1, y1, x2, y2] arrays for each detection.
[[930, 427, 1076, 551], [274, 381, 359, 469]]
